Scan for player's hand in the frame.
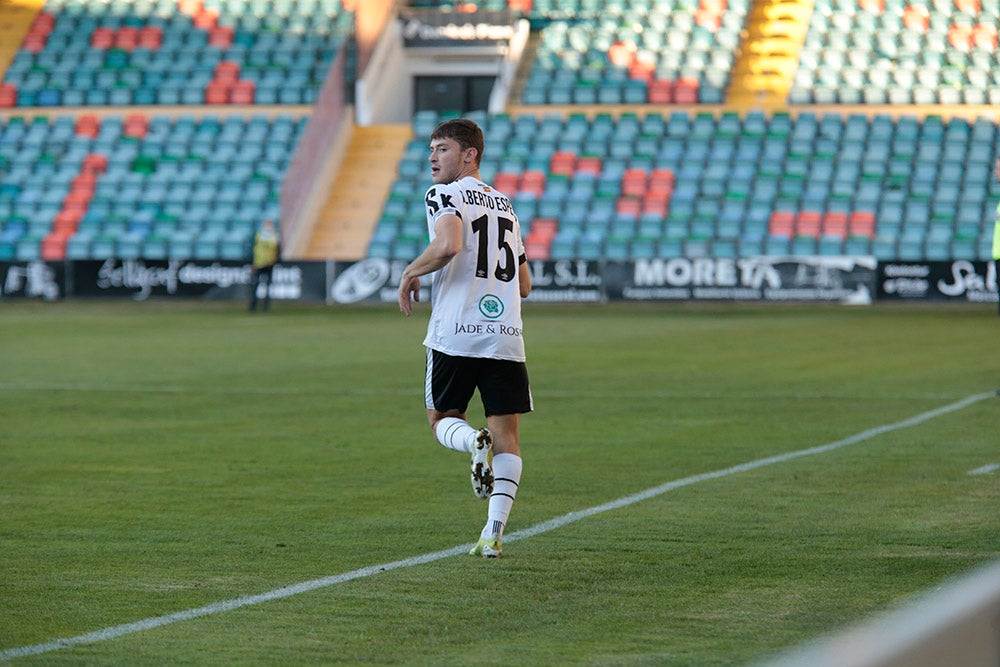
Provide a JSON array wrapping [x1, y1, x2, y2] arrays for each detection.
[[398, 275, 421, 316]]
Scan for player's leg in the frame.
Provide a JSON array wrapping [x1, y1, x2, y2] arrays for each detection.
[[469, 415, 523, 558], [261, 267, 272, 312], [482, 413, 523, 531], [486, 412, 520, 456], [471, 361, 531, 557], [429, 409, 477, 453], [425, 348, 480, 452], [248, 271, 260, 311], [430, 408, 494, 499], [425, 350, 495, 498]]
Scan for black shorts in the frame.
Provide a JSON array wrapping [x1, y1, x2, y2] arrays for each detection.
[[425, 348, 533, 417]]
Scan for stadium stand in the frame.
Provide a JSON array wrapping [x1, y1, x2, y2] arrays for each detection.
[[0, 0, 351, 108], [520, 0, 749, 105], [789, 0, 1000, 105], [373, 108, 1000, 263], [0, 0, 352, 262], [0, 112, 301, 261]]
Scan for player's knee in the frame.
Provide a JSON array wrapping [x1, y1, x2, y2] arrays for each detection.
[[427, 409, 464, 431]]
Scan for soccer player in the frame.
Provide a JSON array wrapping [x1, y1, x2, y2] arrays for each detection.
[[398, 118, 532, 558]]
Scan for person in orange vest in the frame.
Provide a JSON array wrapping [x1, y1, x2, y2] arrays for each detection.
[[249, 219, 280, 312]]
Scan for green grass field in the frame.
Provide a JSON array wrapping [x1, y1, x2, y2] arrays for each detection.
[[2, 300, 998, 665]]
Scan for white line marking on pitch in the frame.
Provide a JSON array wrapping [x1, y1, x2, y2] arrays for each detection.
[[968, 463, 999, 475], [1, 390, 994, 662]]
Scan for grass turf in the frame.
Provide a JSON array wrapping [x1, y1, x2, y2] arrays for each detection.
[[1, 300, 998, 665]]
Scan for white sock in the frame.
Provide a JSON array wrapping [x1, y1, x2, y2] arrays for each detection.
[[482, 453, 522, 539], [434, 417, 478, 453]]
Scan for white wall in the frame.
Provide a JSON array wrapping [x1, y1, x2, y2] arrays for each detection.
[[756, 559, 1000, 667], [355, 16, 529, 125], [355, 18, 410, 125]]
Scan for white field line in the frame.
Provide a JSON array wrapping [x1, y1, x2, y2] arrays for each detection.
[[968, 463, 1000, 475], [1, 390, 994, 662]]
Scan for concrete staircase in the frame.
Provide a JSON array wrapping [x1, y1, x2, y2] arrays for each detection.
[[302, 124, 412, 261], [0, 0, 46, 82], [726, 0, 815, 109]]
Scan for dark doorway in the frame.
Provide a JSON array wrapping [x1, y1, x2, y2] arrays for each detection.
[[414, 75, 495, 115]]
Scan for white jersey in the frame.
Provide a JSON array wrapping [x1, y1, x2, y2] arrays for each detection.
[[421, 176, 527, 361]]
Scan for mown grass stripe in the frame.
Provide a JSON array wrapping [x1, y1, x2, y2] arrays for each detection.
[[2, 391, 993, 662]]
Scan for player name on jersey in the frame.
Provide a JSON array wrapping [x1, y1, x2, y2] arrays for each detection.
[[460, 187, 515, 214]]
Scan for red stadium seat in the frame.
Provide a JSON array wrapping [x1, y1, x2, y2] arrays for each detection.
[[123, 114, 149, 138], [204, 82, 229, 104], [193, 7, 219, 30], [75, 115, 100, 137], [90, 27, 115, 49], [524, 238, 551, 261], [114, 26, 139, 51], [576, 156, 602, 176], [848, 211, 876, 238], [795, 210, 822, 237], [648, 79, 673, 103], [493, 173, 519, 193], [549, 151, 576, 176], [519, 170, 546, 196], [768, 211, 794, 237], [0, 84, 16, 108], [616, 197, 643, 216], [673, 78, 699, 104], [41, 232, 69, 261], [82, 154, 108, 175], [209, 26, 234, 48], [137, 26, 163, 50], [821, 212, 848, 238], [641, 198, 668, 216], [214, 61, 241, 84], [231, 80, 255, 104]]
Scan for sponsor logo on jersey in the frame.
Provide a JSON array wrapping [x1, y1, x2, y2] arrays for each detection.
[[478, 293, 504, 318]]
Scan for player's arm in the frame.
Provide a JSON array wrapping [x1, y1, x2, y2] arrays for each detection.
[[518, 254, 531, 298], [398, 214, 463, 316]]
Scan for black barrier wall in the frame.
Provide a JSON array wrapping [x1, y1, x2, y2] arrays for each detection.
[[1, 260, 327, 302], [2, 258, 998, 304]]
